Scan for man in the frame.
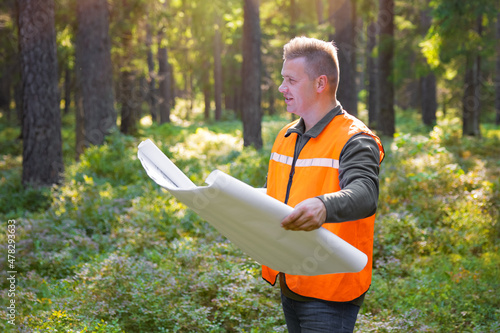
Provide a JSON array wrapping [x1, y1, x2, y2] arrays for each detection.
[[262, 37, 384, 332]]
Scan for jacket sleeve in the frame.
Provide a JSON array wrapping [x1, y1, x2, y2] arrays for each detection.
[[317, 133, 381, 223]]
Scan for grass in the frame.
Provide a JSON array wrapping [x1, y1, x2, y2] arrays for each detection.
[[0, 105, 499, 332]]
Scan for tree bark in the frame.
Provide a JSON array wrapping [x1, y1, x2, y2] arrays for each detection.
[[214, 15, 223, 121], [377, 0, 395, 137], [420, 74, 437, 126], [119, 69, 137, 135], [462, 54, 481, 136], [224, 56, 241, 117], [118, 22, 138, 136], [496, 12, 500, 125], [420, 3, 437, 126], [146, 23, 157, 123], [203, 59, 211, 120], [366, 21, 378, 129], [18, 0, 63, 186], [330, 0, 358, 115], [0, 66, 11, 117], [14, 78, 23, 126], [158, 38, 171, 123], [241, 0, 262, 149], [168, 63, 175, 111], [204, 87, 211, 121], [268, 80, 275, 116], [157, 0, 171, 123], [462, 16, 482, 137], [63, 61, 71, 115], [188, 69, 194, 119], [75, 67, 85, 160], [76, 0, 116, 147]]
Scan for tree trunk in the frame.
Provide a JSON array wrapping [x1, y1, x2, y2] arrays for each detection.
[[0, 53, 13, 116], [157, 0, 171, 124], [367, 21, 378, 129], [356, 18, 365, 94], [204, 87, 210, 121], [214, 16, 223, 121], [224, 58, 241, 116], [268, 83, 275, 116], [203, 59, 211, 120], [402, 56, 419, 110], [75, 68, 85, 160], [462, 16, 482, 137], [169, 63, 175, 111], [14, 78, 23, 126], [18, 0, 63, 186], [76, 0, 116, 147], [330, 0, 358, 115], [377, 0, 395, 137], [119, 24, 138, 136], [119, 70, 137, 135], [0, 67, 11, 117], [146, 23, 157, 123], [158, 40, 171, 123], [420, 3, 437, 126], [495, 12, 500, 125], [63, 61, 71, 115], [241, 0, 262, 149], [462, 54, 481, 136], [420, 74, 437, 126]]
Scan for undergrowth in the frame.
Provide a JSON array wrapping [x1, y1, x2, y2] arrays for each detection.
[[0, 109, 498, 332]]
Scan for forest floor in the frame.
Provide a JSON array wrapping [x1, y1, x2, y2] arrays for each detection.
[[1, 105, 499, 332]]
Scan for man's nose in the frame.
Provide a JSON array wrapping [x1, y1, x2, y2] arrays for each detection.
[[278, 82, 287, 93]]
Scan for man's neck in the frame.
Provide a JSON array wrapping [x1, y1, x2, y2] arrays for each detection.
[[302, 100, 339, 132]]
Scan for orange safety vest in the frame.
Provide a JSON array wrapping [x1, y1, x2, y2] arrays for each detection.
[[262, 111, 384, 302]]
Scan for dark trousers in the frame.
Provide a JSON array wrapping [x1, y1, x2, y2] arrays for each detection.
[[281, 293, 360, 333]]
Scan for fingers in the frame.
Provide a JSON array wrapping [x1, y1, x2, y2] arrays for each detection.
[[281, 209, 307, 230], [281, 198, 326, 231]]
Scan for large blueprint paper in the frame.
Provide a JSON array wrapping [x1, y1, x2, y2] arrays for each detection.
[[137, 139, 368, 276]]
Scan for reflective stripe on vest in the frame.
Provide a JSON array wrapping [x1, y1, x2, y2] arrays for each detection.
[[270, 152, 340, 169], [262, 111, 384, 303]]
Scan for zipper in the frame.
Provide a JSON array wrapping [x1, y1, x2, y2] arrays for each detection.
[[283, 133, 309, 205]]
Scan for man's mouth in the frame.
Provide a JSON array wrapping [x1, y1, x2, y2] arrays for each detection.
[[285, 97, 293, 104]]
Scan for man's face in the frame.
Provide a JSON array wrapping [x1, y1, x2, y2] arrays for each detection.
[[278, 57, 318, 118]]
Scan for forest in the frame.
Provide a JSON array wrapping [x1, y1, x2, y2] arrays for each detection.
[[0, 0, 499, 332]]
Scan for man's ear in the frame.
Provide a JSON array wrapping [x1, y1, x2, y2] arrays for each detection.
[[316, 75, 328, 93]]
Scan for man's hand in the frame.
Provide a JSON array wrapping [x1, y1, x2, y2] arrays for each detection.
[[281, 198, 327, 231]]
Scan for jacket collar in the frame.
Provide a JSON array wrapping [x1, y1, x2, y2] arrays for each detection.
[[285, 105, 343, 138]]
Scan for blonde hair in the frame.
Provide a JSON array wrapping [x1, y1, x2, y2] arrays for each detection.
[[283, 36, 339, 91]]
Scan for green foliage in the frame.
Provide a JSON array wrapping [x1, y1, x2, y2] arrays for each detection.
[[26, 310, 124, 333], [0, 157, 53, 217], [1, 0, 499, 328], [0, 176, 52, 216], [75, 130, 144, 185], [0, 123, 21, 156], [41, 244, 284, 332], [227, 146, 269, 187], [1, 111, 499, 332], [362, 112, 500, 332]]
